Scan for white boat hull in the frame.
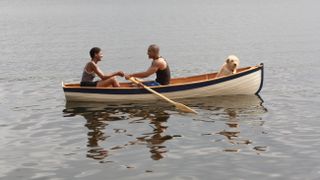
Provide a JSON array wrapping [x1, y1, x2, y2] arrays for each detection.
[[63, 64, 263, 102]]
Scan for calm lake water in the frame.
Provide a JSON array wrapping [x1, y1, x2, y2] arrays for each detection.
[[1, 0, 320, 179]]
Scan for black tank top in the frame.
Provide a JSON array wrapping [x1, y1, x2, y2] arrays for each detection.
[[155, 58, 171, 85]]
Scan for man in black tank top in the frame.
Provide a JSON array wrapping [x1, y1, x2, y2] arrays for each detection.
[[125, 44, 171, 85]]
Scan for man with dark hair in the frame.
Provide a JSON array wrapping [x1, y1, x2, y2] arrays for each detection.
[[80, 47, 124, 87], [125, 44, 171, 86]]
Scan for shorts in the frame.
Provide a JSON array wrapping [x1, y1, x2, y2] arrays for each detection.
[[142, 81, 160, 86], [80, 81, 98, 87]]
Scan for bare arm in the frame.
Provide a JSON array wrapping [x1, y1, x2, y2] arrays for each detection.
[[129, 66, 158, 78], [127, 61, 162, 79], [90, 62, 124, 80]]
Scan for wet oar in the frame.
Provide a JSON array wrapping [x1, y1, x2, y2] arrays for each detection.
[[129, 77, 197, 114]]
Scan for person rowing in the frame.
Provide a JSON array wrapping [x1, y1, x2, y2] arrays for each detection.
[[125, 44, 171, 86], [80, 47, 124, 87]]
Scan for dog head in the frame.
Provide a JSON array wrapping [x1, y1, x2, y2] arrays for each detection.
[[225, 55, 240, 71]]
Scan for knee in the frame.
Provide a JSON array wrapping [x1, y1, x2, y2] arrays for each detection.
[[106, 76, 115, 81], [110, 77, 117, 82]]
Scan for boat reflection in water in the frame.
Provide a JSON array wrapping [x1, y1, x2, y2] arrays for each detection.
[[63, 101, 174, 161], [63, 95, 267, 161], [182, 95, 268, 153]]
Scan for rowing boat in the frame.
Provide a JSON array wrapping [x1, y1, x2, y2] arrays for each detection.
[[62, 63, 264, 102]]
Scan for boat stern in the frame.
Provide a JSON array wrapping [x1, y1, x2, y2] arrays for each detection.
[[255, 63, 264, 95]]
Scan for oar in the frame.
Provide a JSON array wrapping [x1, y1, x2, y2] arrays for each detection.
[[129, 77, 197, 114]]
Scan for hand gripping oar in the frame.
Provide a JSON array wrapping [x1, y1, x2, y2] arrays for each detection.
[[129, 77, 197, 114]]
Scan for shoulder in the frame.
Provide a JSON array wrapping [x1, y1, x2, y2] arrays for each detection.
[[159, 57, 166, 63], [153, 58, 167, 68], [88, 61, 98, 68], [85, 61, 98, 72]]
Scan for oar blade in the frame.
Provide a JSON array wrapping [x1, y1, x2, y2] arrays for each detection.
[[174, 102, 198, 114]]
